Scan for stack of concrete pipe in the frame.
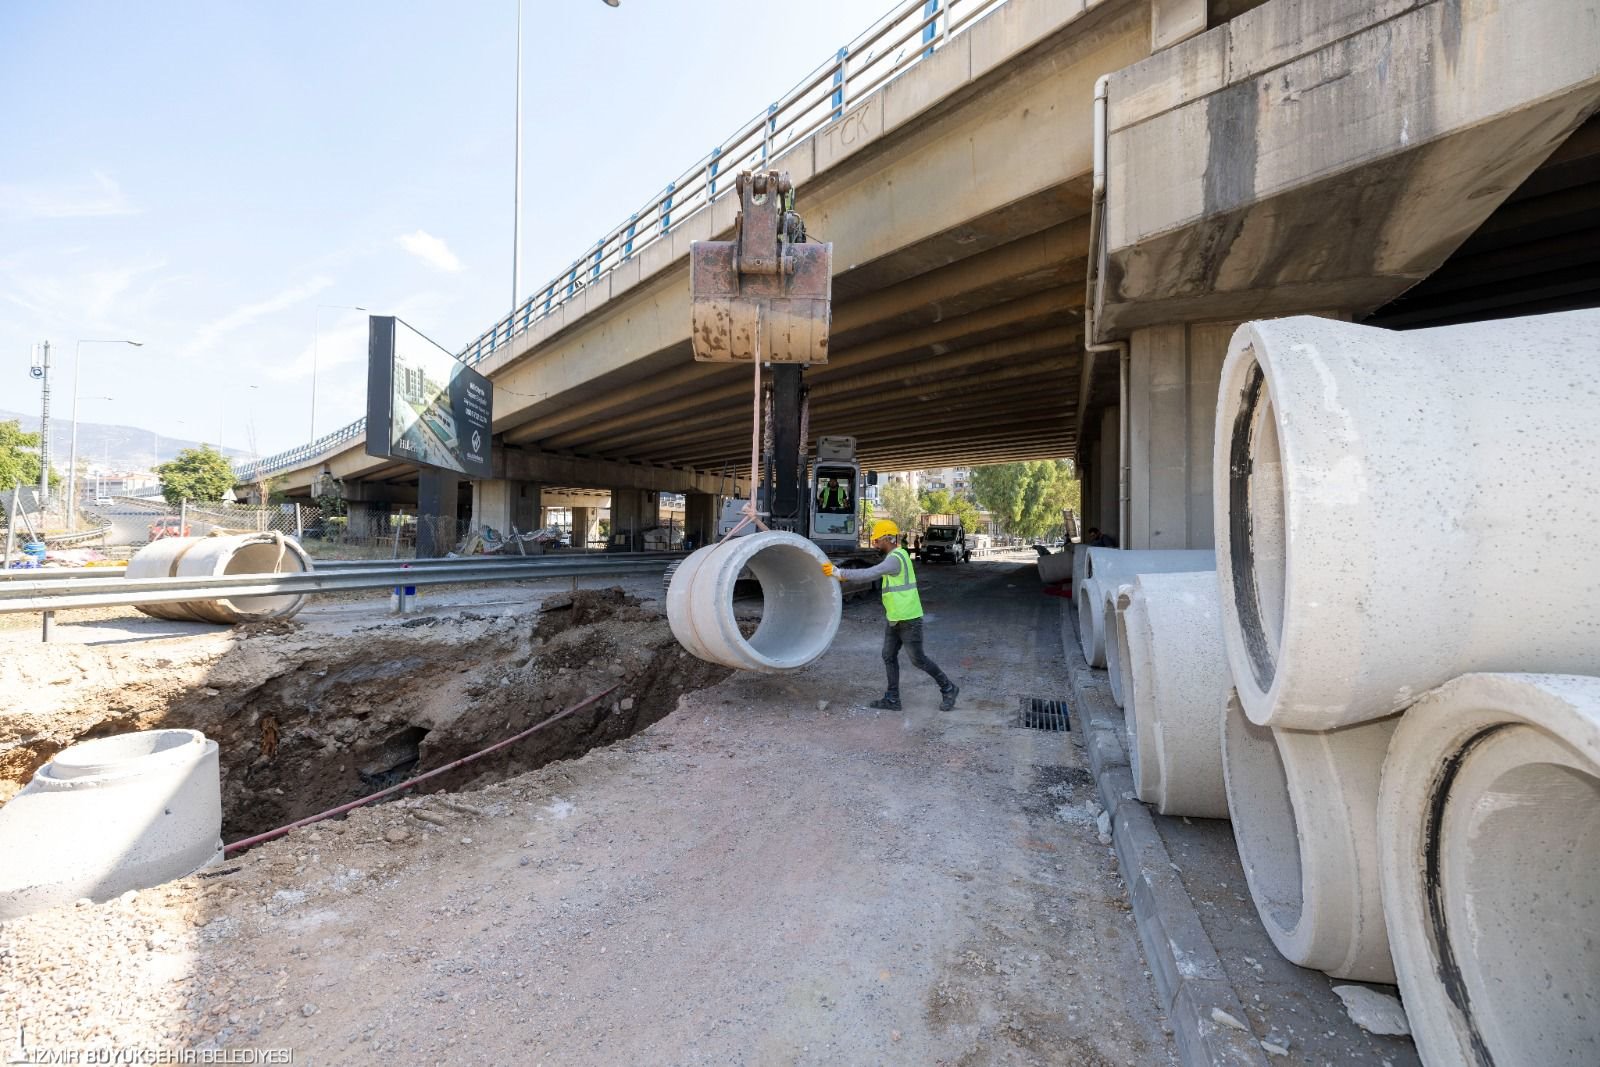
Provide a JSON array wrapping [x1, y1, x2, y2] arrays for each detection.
[[668, 530, 842, 673], [127, 530, 313, 623], [1076, 547, 1212, 669], [1210, 311, 1600, 1061]]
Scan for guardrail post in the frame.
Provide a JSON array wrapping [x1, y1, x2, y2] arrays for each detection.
[[831, 46, 849, 121], [41, 609, 53, 643], [660, 181, 675, 235], [762, 103, 777, 162], [591, 238, 603, 282], [709, 147, 722, 199], [623, 214, 638, 260], [924, 0, 941, 56]]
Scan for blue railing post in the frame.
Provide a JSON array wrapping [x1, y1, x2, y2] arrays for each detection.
[[709, 146, 722, 199], [623, 213, 638, 259], [762, 103, 778, 162], [923, 0, 941, 57], [566, 263, 579, 298], [831, 46, 848, 121], [591, 239, 604, 281], [544, 284, 555, 314], [660, 181, 675, 235]]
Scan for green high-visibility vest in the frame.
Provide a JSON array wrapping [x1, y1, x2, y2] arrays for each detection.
[[820, 484, 846, 508], [880, 546, 923, 623]]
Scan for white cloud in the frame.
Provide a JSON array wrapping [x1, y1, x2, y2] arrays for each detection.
[[397, 230, 463, 273], [0, 172, 137, 221], [184, 276, 335, 357]]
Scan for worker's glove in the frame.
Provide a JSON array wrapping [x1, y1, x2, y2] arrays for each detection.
[[821, 562, 837, 578]]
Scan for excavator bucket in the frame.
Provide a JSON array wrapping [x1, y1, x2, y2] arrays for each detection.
[[690, 170, 832, 365]]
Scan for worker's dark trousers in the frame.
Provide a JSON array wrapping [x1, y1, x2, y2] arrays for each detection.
[[882, 617, 953, 697]]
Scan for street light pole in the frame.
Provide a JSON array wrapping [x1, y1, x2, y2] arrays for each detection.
[[68, 339, 141, 529], [311, 304, 367, 441]]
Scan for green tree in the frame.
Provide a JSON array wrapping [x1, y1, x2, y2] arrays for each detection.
[[919, 487, 980, 534], [0, 420, 58, 493], [156, 445, 235, 505], [879, 481, 923, 534], [970, 460, 1081, 542]]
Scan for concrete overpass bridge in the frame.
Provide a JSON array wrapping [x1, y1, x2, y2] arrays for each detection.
[[238, 0, 1600, 553]]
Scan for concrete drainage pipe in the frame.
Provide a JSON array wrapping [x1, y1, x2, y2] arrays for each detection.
[[128, 532, 314, 624], [1080, 548, 1215, 669], [1221, 692, 1398, 981], [667, 531, 842, 673], [1377, 673, 1600, 1067], [0, 729, 223, 921], [1215, 311, 1600, 731], [1125, 572, 1230, 819]]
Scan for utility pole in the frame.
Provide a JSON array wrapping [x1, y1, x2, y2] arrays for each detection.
[[29, 342, 51, 508]]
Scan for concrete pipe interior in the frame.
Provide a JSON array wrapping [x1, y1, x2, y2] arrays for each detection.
[[1076, 580, 1103, 667], [1438, 727, 1599, 1064], [44, 729, 201, 781], [742, 540, 837, 668], [1226, 355, 1288, 695], [217, 538, 307, 616]]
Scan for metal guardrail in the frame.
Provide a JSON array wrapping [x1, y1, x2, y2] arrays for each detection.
[[0, 554, 680, 615], [0, 551, 683, 582], [234, 0, 1011, 484]]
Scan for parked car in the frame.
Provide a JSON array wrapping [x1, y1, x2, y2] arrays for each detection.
[[147, 517, 191, 541]]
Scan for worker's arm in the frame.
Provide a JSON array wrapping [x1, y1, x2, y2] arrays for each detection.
[[831, 554, 901, 582]]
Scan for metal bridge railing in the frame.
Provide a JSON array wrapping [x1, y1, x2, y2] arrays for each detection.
[[236, 0, 1010, 485]]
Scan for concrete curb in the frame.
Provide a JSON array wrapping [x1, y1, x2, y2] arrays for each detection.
[[1063, 602, 1268, 1067]]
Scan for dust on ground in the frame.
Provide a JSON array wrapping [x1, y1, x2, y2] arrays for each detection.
[[0, 563, 1176, 1065]]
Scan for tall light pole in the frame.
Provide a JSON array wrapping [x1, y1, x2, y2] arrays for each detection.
[[312, 304, 367, 441], [513, 0, 620, 321], [68, 338, 141, 528], [28, 342, 51, 507]]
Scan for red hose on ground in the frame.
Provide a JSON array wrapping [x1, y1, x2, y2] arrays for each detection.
[[222, 684, 621, 855]]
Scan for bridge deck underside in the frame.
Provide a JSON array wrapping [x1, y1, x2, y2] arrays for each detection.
[[498, 196, 1088, 476]]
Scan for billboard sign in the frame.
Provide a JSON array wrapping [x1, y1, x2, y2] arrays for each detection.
[[365, 316, 493, 478]]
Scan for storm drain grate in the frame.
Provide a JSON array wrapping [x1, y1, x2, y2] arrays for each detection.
[[1019, 696, 1072, 732]]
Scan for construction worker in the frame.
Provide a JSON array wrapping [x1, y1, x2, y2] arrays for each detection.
[[824, 519, 959, 712], [817, 477, 849, 513]]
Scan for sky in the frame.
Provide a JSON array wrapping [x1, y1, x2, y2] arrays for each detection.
[[1, 0, 891, 462]]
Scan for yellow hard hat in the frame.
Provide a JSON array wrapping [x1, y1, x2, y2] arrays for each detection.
[[870, 519, 900, 542]]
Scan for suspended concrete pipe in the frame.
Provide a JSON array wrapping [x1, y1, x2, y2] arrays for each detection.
[[1078, 548, 1215, 668], [0, 729, 223, 921], [668, 531, 842, 673], [1124, 571, 1230, 819], [1214, 310, 1600, 731], [1377, 673, 1600, 1067], [1221, 692, 1397, 982], [127, 531, 314, 624]]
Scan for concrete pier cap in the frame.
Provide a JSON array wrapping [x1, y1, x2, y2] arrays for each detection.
[[667, 531, 842, 673], [1377, 673, 1600, 1067], [1215, 310, 1600, 731], [0, 729, 223, 921]]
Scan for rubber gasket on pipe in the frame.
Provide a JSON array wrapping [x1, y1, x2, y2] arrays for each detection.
[[1221, 692, 1397, 982], [1083, 549, 1215, 674], [1213, 311, 1600, 731], [1127, 571, 1229, 819], [667, 531, 841, 673], [0, 729, 223, 921], [1377, 673, 1600, 1067]]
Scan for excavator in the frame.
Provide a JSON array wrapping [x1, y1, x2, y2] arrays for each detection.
[[686, 170, 879, 585]]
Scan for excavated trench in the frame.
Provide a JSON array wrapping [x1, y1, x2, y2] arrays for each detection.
[[0, 589, 731, 840]]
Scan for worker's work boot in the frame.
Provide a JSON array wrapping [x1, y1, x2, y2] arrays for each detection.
[[869, 694, 902, 711], [939, 683, 960, 712]]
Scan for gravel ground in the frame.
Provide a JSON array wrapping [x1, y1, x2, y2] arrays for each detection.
[[1, 558, 1175, 1065]]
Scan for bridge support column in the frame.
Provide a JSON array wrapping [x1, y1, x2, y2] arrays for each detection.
[[471, 480, 540, 536], [1078, 407, 1120, 542], [1122, 322, 1240, 550], [686, 492, 719, 549], [345, 501, 389, 542], [609, 490, 659, 551], [571, 507, 599, 550], [416, 470, 461, 558]]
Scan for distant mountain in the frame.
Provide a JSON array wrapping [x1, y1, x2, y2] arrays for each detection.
[[0, 409, 251, 473]]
